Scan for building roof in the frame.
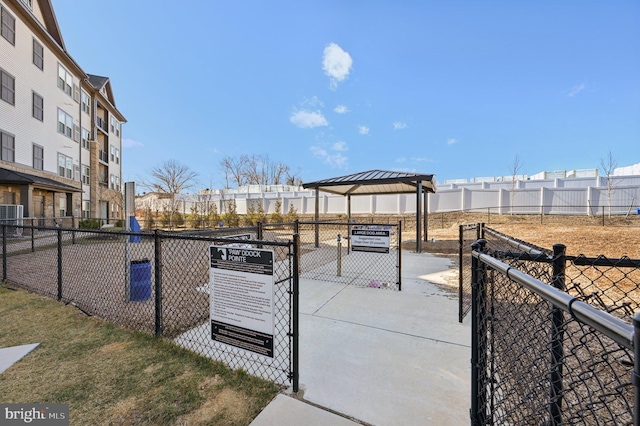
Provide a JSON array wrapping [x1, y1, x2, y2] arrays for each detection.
[[302, 170, 436, 196], [0, 168, 81, 192]]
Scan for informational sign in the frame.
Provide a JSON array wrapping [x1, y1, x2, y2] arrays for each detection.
[[215, 234, 252, 248], [351, 226, 391, 253], [209, 246, 275, 357]]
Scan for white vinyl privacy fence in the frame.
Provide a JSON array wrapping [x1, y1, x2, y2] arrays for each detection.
[[136, 175, 640, 216]]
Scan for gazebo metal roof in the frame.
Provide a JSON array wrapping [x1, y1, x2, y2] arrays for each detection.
[[302, 170, 436, 253], [302, 170, 436, 195]]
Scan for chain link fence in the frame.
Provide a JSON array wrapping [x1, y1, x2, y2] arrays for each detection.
[[0, 224, 299, 390], [294, 221, 401, 290], [458, 223, 482, 322], [470, 229, 640, 425]]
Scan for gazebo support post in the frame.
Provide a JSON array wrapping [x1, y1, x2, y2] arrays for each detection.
[[347, 194, 352, 253], [424, 191, 429, 243], [314, 187, 319, 248], [416, 182, 422, 253]]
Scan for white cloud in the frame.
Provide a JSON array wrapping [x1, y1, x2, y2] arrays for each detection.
[[334, 105, 349, 114], [567, 83, 586, 97], [311, 145, 349, 169], [322, 43, 353, 90], [447, 138, 457, 145], [332, 141, 348, 152], [395, 157, 407, 163], [290, 110, 328, 128], [122, 138, 143, 148], [393, 121, 408, 130], [302, 96, 324, 108], [358, 126, 370, 135]]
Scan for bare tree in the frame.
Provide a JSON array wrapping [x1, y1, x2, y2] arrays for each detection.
[[600, 150, 618, 218], [143, 160, 198, 227], [220, 155, 247, 188], [509, 155, 522, 215], [220, 154, 297, 188]]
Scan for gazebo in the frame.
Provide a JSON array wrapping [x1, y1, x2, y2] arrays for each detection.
[[302, 170, 436, 252]]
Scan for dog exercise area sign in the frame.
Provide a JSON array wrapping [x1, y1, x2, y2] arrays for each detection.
[[351, 226, 391, 253], [209, 246, 275, 357]]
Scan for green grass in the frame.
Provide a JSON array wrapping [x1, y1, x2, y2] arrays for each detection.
[[0, 286, 279, 425]]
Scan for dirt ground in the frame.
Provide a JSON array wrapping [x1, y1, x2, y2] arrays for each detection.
[[414, 222, 640, 259]]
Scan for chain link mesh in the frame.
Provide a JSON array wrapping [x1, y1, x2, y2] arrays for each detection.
[[1, 224, 295, 388], [459, 223, 480, 322], [471, 228, 638, 425], [295, 221, 400, 290]]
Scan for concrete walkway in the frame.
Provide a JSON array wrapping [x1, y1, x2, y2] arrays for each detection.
[[252, 250, 471, 425]]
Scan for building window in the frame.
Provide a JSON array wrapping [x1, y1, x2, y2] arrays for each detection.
[[110, 174, 115, 190], [82, 165, 90, 185], [57, 64, 73, 96], [110, 145, 115, 162], [57, 153, 73, 178], [33, 144, 43, 170], [1, 69, 15, 105], [82, 201, 90, 218], [1, 6, 15, 45], [74, 164, 80, 181], [73, 124, 80, 142], [1, 131, 15, 162], [115, 148, 120, 165], [57, 108, 73, 138], [32, 92, 43, 121], [21, 0, 33, 10], [81, 127, 90, 149], [115, 121, 120, 137], [110, 116, 115, 133], [81, 90, 90, 114], [33, 39, 43, 70]]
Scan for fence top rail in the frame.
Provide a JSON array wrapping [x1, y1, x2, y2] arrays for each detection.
[[473, 249, 635, 349], [484, 227, 551, 257], [568, 254, 640, 268], [298, 221, 398, 227]]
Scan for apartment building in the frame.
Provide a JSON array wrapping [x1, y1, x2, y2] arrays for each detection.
[[0, 0, 125, 222]]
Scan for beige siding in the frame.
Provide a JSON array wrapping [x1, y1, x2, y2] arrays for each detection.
[[0, 0, 82, 181]]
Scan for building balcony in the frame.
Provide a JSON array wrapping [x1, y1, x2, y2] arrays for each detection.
[[98, 150, 109, 164], [96, 117, 108, 133]]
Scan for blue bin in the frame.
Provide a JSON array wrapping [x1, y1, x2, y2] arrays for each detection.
[[130, 259, 151, 301], [129, 216, 141, 243], [637, 208, 640, 215]]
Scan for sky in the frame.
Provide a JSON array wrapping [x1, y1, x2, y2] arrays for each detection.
[[51, 0, 640, 189]]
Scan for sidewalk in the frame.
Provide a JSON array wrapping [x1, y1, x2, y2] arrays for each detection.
[[252, 250, 471, 425]]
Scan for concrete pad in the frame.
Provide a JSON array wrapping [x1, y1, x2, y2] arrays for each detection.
[[298, 258, 470, 425], [250, 394, 359, 426], [0, 343, 40, 374]]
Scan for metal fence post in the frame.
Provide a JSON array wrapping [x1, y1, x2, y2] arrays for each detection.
[[154, 229, 163, 336], [550, 244, 566, 425], [31, 218, 35, 253], [398, 221, 402, 291], [459, 225, 464, 323], [634, 312, 640, 426], [57, 227, 63, 301], [292, 233, 300, 393], [471, 239, 487, 425], [2, 224, 6, 281]]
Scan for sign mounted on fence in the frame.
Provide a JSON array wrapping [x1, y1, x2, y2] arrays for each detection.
[[209, 246, 275, 358], [351, 226, 391, 253]]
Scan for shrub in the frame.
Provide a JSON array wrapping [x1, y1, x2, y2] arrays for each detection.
[[78, 219, 100, 229]]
